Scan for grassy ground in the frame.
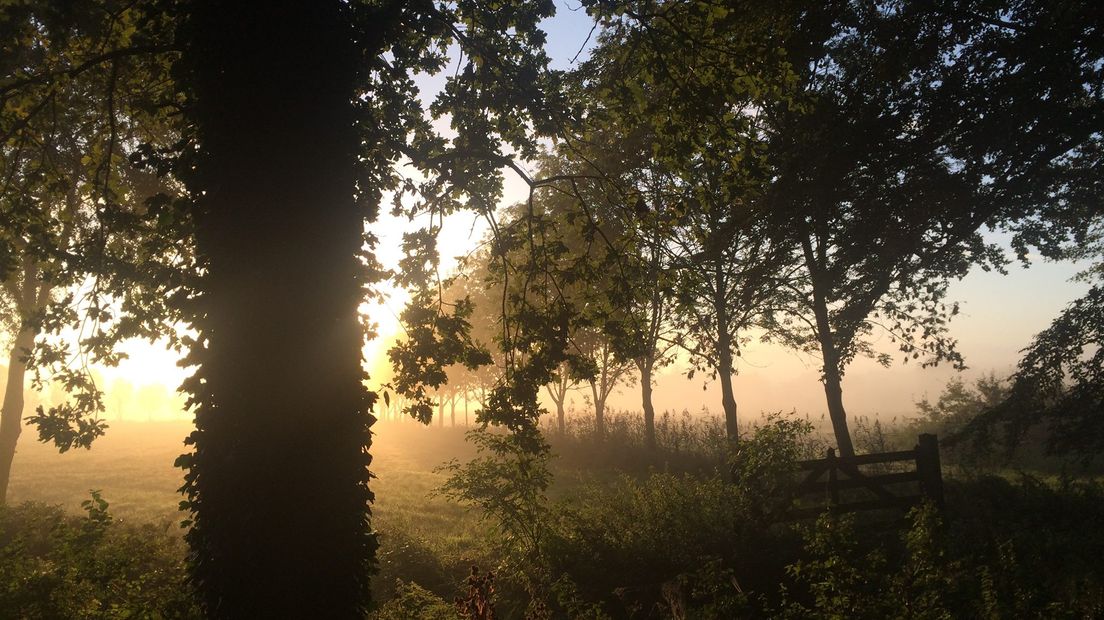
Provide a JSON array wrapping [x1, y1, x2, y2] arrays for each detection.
[[7, 419, 479, 519], [7, 421, 190, 523], [7, 413, 1102, 618], [6, 418, 496, 602], [6, 410, 734, 521], [3, 412, 732, 606]]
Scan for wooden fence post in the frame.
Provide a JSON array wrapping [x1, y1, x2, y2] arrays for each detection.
[[915, 434, 944, 509]]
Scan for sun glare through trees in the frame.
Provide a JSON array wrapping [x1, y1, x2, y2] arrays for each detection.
[[2, 1, 1103, 618]]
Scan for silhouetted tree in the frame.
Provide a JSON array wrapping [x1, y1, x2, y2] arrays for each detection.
[[959, 0, 1104, 463], [0, 1, 182, 502], [570, 3, 797, 443], [623, 197, 680, 451], [547, 119, 681, 449], [174, 0, 560, 613], [762, 1, 1104, 457], [499, 183, 638, 436], [968, 286, 1104, 462], [545, 365, 575, 434]]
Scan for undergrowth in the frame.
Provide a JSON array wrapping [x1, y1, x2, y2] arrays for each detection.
[[4, 410, 1103, 618]]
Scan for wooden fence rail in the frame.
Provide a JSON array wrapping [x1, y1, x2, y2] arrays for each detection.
[[791, 433, 943, 519]]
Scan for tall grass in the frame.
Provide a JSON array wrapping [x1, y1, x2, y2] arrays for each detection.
[[5, 410, 1103, 617]]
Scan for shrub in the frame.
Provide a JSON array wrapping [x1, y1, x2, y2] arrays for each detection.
[[537, 415, 817, 616], [370, 580, 461, 620], [780, 491, 1104, 619], [0, 492, 198, 618]]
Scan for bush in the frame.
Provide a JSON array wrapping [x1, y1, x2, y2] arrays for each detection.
[[0, 492, 198, 619], [781, 484, 1104, 619], [370, 580, 461, 620], [439, 408, 1104, 617], [537, 415, 816, 617]]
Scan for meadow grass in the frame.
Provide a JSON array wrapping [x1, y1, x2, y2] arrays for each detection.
[[6, 418, 498, 606], [5, 411, 1103, 617]]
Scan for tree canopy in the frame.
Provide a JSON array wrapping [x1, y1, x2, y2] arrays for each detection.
[[3, 0, 1104, 614], [0, 0, 184, 501]]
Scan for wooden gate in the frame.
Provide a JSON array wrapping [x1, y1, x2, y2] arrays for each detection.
[[791, 433, 944, 519]]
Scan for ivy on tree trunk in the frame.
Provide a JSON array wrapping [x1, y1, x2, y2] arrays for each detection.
[[175, 2, 376, 616]]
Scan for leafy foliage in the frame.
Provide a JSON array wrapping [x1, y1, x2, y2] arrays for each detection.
[[0, 0, 186, 482], [389, 291, 493, 423], [0, 494, 198, 618], [781, 485, 1104, 619], [370, 580, 461, 620], [968, 286, 1104, 462], [562, 1, 799, 441]]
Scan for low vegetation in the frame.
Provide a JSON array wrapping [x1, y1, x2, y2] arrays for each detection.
[[3, 387, 1103, 618]]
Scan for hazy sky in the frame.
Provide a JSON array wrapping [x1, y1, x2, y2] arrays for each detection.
[[97, 2, 1092, 423]]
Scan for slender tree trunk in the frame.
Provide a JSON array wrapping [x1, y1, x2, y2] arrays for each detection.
[[640, 362, 656, 451], [717, 346, 739, 443], [817, 335, 856, 458], [714, 267, 739, 444], [546, 379, 568, 434], [800, 234, 855, 458], [590, 381, 605, 435], [464, 395, 469, 426], [450, 397, 455, 427], [177, 3, 375, 615], [0, 329, 35, 504], [553, 387, 566, 434]]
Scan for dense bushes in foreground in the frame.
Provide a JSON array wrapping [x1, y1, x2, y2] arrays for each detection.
[[440, 415, 1104, 618], [3, 414, 1103, 618], [373, 471, 1104, 618], [0, 493, 198, 619]]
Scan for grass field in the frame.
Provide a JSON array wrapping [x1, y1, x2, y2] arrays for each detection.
[[6, 409, 733, 522], [6, 418, 499, 601], [6, 413, 1103, 617], [8, 419, 482, 518], [8, 421, 192, 523]]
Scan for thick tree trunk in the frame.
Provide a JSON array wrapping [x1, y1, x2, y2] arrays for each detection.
[[556, 399, 566, 435], [0, 329, 35, 504], [640, 363, 656, 451], [178, 3, 375, 616]]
